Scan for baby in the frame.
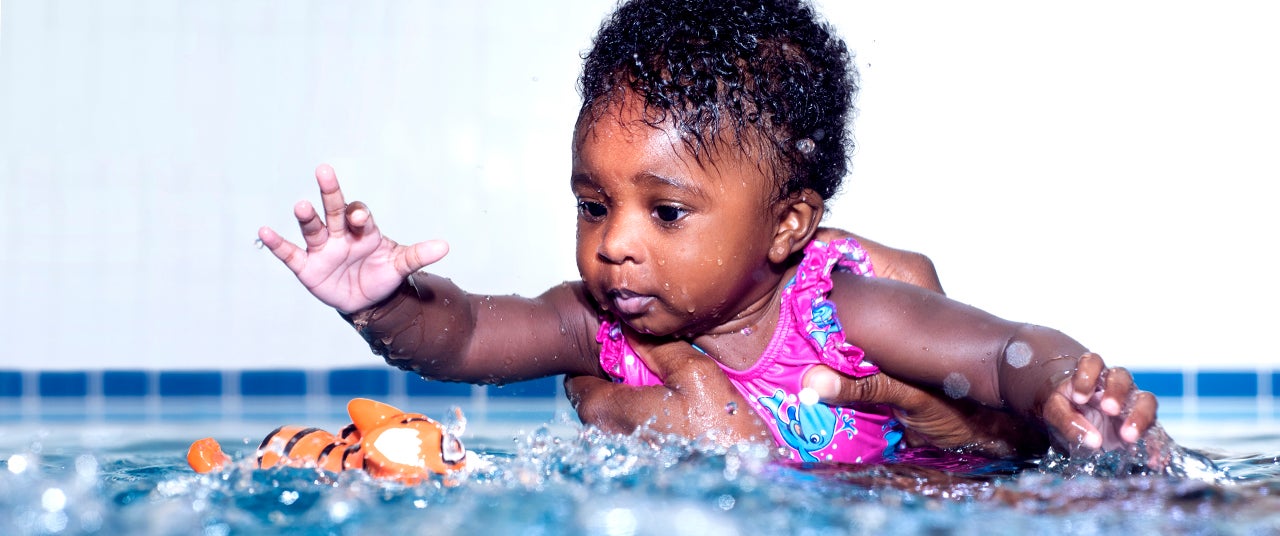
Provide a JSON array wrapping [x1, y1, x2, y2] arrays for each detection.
[[258, 0, 1157, 463]]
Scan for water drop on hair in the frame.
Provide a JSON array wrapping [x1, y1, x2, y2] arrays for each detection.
[[795, 138, 815, 154]]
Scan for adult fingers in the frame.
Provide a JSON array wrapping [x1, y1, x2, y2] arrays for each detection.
[[1042, 391, 1103, 450], [293, 200, 328, 250], [314, 164, 349, 239], [805, 365, 905, 409], [257, 226, 308, 275]]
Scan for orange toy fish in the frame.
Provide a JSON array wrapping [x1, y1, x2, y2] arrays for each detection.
[[187, 398, 468, 483]]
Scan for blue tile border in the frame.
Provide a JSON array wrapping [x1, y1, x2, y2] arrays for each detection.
[[1197, 371, 1258, 397], [159, 371, 223, 397], [104, 370, 149, 397], [328, 368, 391, 397], [39, 372, 89, 397], [241, 370, 308, 396], [2, 368, 1272, 402], [1, 370, 24, 397], [1131, 371, 1183, 398]]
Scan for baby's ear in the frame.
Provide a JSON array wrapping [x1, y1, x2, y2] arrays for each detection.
[[769, 189, 824, 264]]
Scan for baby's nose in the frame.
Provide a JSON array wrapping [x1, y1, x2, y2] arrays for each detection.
[[596, 217, 645, 265]]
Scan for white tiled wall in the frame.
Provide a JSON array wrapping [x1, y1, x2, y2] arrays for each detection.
[[1, 1, 1277, 371]]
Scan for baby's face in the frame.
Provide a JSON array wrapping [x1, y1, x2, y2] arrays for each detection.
[[571, 95, 784, 337]]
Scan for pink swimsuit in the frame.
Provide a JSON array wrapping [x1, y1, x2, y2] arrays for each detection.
[[597, 238, 903, 463]]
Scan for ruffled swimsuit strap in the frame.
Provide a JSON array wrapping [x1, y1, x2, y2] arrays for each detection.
[[786, 238, 880, 377], [596, 315, 662, 386]]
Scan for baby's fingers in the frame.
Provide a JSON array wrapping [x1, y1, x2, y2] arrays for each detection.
[[1069, 352, 1107, 404], [1120, 390, 1158, 443], [1097, 366, 1136, 416], [345, 201, 375, 236], [399, 239, 450, 276], [1043, 391, 1103, 450], [315, 164, 350, 239], [257, 226, 308, 275], [294, 200, 329, 250]]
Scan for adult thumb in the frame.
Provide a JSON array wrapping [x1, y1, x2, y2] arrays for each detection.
[[803, 365, 905, 409]]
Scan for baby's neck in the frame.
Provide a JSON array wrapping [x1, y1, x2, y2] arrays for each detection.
[[687, 265, 794, 372]]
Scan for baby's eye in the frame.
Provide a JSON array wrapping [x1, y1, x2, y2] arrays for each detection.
[[653, 205, 688, 223], [577, 200, 607, 219]]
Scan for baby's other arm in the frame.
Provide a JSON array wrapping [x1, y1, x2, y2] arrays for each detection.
[[830, 274, 1158, 453], [260, 165, 606, 384]]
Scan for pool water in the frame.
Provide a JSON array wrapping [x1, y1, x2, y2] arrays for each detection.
[[2, 400, 1277, 535]]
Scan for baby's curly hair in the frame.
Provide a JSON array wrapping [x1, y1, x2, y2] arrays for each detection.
[[578, 0, 857, 202]]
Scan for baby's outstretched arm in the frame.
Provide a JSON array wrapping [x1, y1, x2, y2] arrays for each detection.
[[1041, 352, 1158, 449], [258, 164, 450, 314], [261, 165, 606, 383]]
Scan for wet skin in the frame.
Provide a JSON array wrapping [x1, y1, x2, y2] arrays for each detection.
[[571, 96, 810, 370], [256, 92, 1161, 458]]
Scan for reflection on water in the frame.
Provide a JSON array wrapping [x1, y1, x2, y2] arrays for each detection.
[[1, 407, 1277, 535]]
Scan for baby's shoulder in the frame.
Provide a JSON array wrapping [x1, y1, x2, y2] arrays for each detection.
[[825, 270, 934, 310]]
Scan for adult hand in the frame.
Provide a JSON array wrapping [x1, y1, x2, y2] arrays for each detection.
[[804, 366, 1048, 458], [258, 164, 450, 314], [566, 335, 771, 446], [816, 229, 944, 294]]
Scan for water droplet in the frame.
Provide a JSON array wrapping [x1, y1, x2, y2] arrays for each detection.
[[663, 282, 671, 290], [724, 401, 738, 415], [741, 326, 753, 336], [1005, 341, 1032, 368], [253, 238, 265, 249], [716, 258, 723, 266], [42, 488, 67, 511], [943, 373, 971, 399], [798, 387, 820, 406], [6, 454, 28, 474], [795, 138, 815, 154]]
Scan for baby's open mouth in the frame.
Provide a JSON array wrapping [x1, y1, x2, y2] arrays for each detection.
[[607, 289, 656, 316]]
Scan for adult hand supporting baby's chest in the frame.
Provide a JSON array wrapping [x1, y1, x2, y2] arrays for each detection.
[[565, 335, 772, 446]]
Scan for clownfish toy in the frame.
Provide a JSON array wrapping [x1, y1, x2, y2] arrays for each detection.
[[187, 398, 470, 484]]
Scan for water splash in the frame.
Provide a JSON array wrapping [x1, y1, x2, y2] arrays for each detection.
[[2, 421, 1277, 535]]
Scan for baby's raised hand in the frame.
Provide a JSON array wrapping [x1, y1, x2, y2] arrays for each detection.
[[258, 164, 450, 313], [1040, 352, 1160, 453]]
